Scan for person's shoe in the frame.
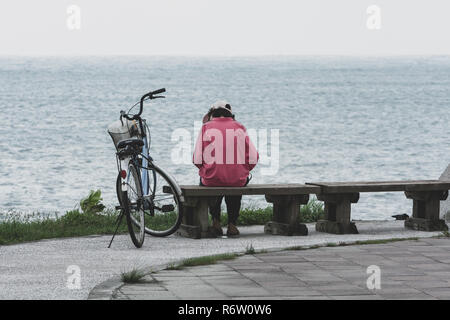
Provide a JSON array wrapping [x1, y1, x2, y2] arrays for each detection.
[[226, 223, 240, 238], [211, 218, 223, 237]]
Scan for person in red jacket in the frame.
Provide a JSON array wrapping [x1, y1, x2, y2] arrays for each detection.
[[193, 101, 258, 237]]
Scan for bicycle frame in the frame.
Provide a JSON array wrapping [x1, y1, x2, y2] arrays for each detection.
[[117, 124, 150, 195], [117, 123, 183, 202]]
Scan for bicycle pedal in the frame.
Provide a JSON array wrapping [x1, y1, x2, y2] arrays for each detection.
[[161, 204, 175, 212], [143, 200, 151, 210], [162, 186, 173, 194]]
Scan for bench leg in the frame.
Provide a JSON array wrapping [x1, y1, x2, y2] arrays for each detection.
[[177, 198, 215, 239], [315, 193, 359, 234], [264, 195, 309, 236], [404, 191, 449, 231]]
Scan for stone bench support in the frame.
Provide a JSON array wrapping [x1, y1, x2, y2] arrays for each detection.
[[177, 197, 214, 239], [315, 193, 360, 234], [264, 194, 309, 236], [404, 190, 449, 231]]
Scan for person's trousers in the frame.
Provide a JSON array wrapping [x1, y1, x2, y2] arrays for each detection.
[[200, 177, 249, 225], [208, 195, 241, 225]]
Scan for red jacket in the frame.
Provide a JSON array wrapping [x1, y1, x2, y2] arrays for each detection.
[[193, 117, 258, 186]]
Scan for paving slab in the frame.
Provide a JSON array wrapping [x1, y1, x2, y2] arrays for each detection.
[[423, 288, 450, 299]]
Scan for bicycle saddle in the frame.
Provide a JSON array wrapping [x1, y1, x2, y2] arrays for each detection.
[[117, 138, 144, 149]]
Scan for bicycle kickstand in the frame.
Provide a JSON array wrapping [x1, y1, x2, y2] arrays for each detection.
[[108, 209, 125, 248]]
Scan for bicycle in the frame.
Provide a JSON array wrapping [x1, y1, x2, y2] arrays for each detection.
[[107, 88, 183, 248]]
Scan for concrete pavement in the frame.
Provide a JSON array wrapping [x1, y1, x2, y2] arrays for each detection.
[[0, 221, 446, 299], [113, 237, 450, 300]]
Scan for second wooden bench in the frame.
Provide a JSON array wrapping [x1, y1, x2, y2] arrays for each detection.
[[306, 180, 450, 234]]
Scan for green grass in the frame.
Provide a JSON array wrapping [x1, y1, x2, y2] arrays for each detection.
[[165, 245, 267, 271], [0, 197, 324, 246], [325, 242, 338, 247], [286, 244, 321, 250], [0, 208, 184, 245], [0, 209, 128, 246], [121, 268, 147, 283], [284, 237, 420, 252], [245, 243, 256, 254], [0, 189, 126, 245], [174, 253, 239, 269], [349, 237, 419, 245], [245, 245, 269, 255], [166, 263, 182, 270], [300, 198, 324, 223], [159, 237, 426, 276]]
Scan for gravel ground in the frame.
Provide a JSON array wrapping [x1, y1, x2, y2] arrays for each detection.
[[0, 221, 446, 300]]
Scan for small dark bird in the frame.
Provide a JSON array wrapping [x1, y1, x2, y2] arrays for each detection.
[[392, 214, 409, 220]]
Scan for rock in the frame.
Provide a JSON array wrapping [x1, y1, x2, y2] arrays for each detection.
[[264, 221, 308, 236], [405, 217, 449, 231], [315, 220, 358, 234], [439, 164, 450, 221], [392, 214, 409, 220]]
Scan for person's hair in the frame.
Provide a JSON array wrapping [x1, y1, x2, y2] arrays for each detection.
[[211, 104, 233, 118]]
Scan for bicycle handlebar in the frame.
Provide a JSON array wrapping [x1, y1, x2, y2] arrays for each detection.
[[137, 88, 166, 117], [121, 88, 166, 121], [150, 88, 166, 95]]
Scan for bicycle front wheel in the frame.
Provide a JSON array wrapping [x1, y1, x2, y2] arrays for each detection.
[[144, 164, 183, 237], [122, 162, 145, 248]]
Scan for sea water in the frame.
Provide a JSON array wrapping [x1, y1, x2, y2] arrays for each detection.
[[0, 56, 449, 220]]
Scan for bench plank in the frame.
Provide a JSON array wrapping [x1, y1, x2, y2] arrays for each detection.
[[306, 180, 450, 193], [180, 184, 321, 196]]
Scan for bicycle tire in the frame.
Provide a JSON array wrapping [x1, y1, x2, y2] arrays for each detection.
[[122, 163, 145, 248], [144, 164, 183, 237], [116, 173, 124, 207]]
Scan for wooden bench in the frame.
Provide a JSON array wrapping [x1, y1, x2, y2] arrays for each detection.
[[178, 184, 321, 239], [306, 180, 450, 234]]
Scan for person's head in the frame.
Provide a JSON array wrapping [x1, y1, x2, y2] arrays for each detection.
[[210, 100, 234, 119]]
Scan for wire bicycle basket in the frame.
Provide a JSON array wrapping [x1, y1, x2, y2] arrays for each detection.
[[107, 118, 142, 151]]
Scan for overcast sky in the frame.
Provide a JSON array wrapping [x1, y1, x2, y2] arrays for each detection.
[[1, 0, 449, 55]]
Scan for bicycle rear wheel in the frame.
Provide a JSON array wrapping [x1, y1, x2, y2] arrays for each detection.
[[120, 162, 145, 248]]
